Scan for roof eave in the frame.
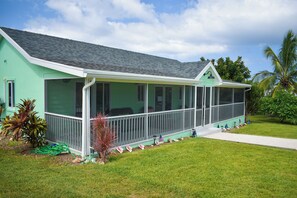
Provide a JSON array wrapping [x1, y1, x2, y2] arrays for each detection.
[[218, 81, 252, 88], [84, 69, 197, 85]]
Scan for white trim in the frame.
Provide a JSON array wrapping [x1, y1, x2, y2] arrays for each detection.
[[90, 108, 196, 120], [82, 78, 96, 158], [193, 86, 197, 127], [219, 81, 251, 88], [85, 69, 198, 84], [44, 112, 82, 120], [195, 62, 223, 83]]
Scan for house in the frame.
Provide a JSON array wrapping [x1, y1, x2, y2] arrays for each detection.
[[0, 27, 251, 156]]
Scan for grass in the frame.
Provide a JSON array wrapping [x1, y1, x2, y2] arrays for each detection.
[[1, 137, 297, 197], [230, 115, 297, 139]]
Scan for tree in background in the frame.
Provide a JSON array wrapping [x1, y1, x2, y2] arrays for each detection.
[[201, 56, 251, 83], [253, 30, 297, 95], [245, 82, 264, 115]]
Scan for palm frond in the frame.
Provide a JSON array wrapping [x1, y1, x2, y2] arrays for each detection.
[[271, 83, 283, 97], [279, 30, 297, 73], [258, 75, 277, 92], [264, 47, 283, 74], [252, 70, 274, 82]]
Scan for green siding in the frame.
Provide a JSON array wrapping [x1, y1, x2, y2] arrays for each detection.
[[212, 115, 245, 129], [0, 37, 76, 118], [110, 83, 144, 114], [198, 67, 220, 86], [46, 79, 83, 116]]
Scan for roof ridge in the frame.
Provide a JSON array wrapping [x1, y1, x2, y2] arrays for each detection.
[[0, 26, 185, 64]]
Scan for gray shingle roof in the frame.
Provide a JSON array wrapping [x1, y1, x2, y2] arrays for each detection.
[[1, 27, 209, 79]]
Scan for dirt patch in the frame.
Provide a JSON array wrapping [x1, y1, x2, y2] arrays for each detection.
[[0, 134, 78, 165]]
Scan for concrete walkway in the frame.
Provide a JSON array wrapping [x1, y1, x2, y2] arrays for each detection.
[[203, 132, 297, 150]]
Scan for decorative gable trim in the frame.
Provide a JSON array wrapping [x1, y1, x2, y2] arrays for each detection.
[[194, 62, 222, 83]]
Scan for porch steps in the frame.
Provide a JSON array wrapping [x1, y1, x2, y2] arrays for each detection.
[[197, 126, 221, 137]]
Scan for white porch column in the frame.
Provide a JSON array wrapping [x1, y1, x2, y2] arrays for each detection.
[[144, 83, 149, 139], [193, 86, 197, 128], [90, 84, 96, 118], [82, 78, 96, 158], [182, 85, 186, 130], [209, 87, 212, 124]]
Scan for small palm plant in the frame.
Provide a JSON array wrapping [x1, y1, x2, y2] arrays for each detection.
[[253, 30, 297, 95], [1, 99, 47, 147], [92, 114, 116, 163]]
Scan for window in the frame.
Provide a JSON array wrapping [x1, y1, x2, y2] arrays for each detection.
[[179, 87, 182, 100], [8, 80, 15, 107], [234, 88, 244, 102], [219, 88, 233, 105], [137, 85, 144, 102]]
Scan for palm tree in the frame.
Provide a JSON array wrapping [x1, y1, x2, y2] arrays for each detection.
[[253, 30, 297, 95]]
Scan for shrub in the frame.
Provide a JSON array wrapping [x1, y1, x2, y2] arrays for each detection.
[[1, 99, 47, 147], [260, 90, 297, 124], [92, 114, 116, 163], [246, 83, 264, 115]]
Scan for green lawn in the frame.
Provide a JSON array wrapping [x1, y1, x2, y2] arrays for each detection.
[[230, 115, 297, 139], [1, 138, 297, 197]]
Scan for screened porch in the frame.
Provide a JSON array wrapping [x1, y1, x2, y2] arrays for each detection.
[[44, 78, 245, 153]]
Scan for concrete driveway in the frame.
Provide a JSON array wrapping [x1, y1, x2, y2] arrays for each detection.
[[203, 132, 297, 150]]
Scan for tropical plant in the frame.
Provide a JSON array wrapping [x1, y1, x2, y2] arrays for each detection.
[[253, 30, 297, 95], [1, 99, 47, 147], [260, 90, 297, 124], [201, 56, 251, 83], [245, 83, 264, 115], [92, 114, 116, 163]]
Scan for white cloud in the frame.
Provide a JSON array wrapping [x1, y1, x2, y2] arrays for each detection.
[[25, 0, 297, 61]]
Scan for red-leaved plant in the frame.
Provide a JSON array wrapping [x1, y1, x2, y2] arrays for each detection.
[[92, 114, 116, 163]]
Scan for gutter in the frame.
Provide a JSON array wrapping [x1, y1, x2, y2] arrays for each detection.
[[81, 77, 96, 158]]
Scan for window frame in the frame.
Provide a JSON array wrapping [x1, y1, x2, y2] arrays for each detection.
[[137, 84, 144, 102], [7, 80, 15, 108]]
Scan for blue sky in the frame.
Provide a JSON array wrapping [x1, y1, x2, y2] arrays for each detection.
[[1, 0, 297, 75]]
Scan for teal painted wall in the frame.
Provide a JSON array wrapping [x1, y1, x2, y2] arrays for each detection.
[[212, 115, 245, 129], [198, 67, 220, 86], [110, 82, 143, 114], [0, 37, 76, 119], [110, 83, 183, 114], [46, 79, 83, 116]]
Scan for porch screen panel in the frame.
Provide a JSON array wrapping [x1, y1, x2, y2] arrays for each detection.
[[218, 88, 233, 121], [204, 87, 210, 125], [234, 103, 244, 117], [219, 104, 233, 121], [196, 87, 203, 126], [211, 88, 219, 123], [219, 88, 232, 104], [234, 88, 244, 102]]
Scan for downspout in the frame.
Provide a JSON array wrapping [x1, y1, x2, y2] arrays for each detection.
[[82, 77, 96, 158]]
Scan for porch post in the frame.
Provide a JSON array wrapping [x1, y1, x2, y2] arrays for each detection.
[[182, 85, 186, 130], [209, 87, 212, 124], [144, 83, 149, 139], [193, 85, 197, 128], [82, 78, 95, 158]]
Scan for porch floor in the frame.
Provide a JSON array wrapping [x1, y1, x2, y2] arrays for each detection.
[[204, 132, 297, 150]]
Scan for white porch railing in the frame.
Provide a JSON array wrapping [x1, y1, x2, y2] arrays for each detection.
[[45, 112, 83, 151], [212, 102, 245, 123], [45, 103, 244, 151], [90, 108, 195, 146]]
